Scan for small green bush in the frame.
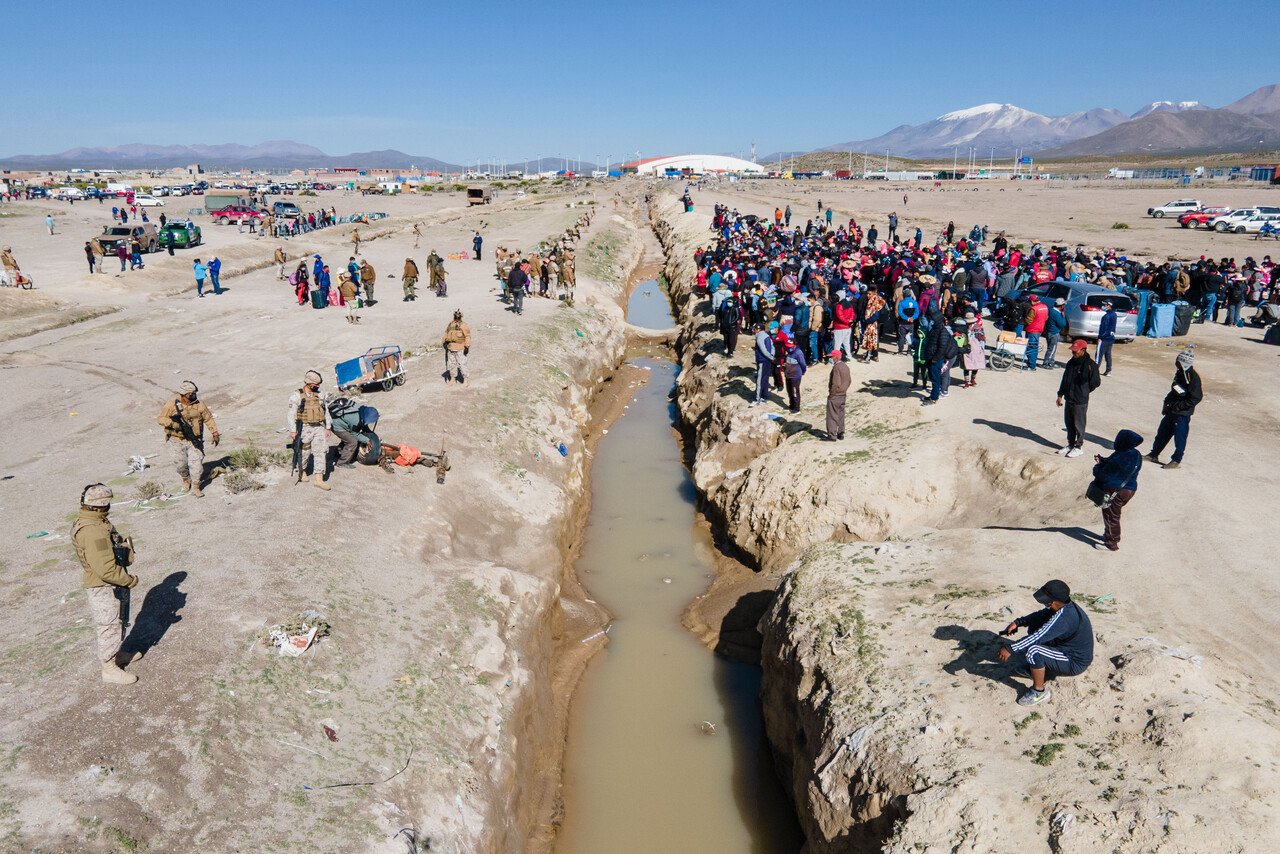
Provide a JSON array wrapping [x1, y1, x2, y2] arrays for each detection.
[[134, 481, 163, 501], [1111, 222, 1130, 230], [223, 471, 264, 494]]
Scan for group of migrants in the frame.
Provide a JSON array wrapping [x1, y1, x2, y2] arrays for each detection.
[[696, 203, 1210, 554]]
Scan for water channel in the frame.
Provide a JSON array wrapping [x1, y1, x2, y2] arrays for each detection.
[[555, 281, 803, 853]]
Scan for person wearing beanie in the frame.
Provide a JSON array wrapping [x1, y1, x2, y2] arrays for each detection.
[[71, 484, 142, 684], [1146, 350, 1202, 469], [288, 370, 332, 490], [998, 579, 1094, 707], [1091, 428, 1145, 550], [157, 380, 219, 497]]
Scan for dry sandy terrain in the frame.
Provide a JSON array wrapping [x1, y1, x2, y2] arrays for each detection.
[[653, 185, 1280, 852], [0, 183, 644, 852]]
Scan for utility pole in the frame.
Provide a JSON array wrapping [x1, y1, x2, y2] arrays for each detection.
[[953, 147, 957, 180]]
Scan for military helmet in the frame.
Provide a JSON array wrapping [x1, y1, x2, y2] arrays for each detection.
[[304, 370, 323, 385], [81, 483, 113, 508]]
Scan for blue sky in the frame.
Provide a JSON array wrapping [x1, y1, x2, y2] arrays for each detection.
[[3, 0, 1278, 163]]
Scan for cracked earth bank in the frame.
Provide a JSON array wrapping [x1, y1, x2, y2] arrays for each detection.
[[651, 189, 1280, 853]]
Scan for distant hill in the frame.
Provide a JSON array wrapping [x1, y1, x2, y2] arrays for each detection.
[[1039, 108, 1280, 158], [1224, 83, 1280, 116], [0, 140, 462, 172], [818, 103, 1129, 159], [1130, 100, 1210, 119]]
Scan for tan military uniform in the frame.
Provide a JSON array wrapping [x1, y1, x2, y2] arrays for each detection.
[[403, 259, 419, 298], [72, 506, 137, 664], [288, 387, 331, 473], [157, 398, 217, 484], [359, 261, 375, 303], [443, 319, 471, 382], [274, 247, 287, 279]]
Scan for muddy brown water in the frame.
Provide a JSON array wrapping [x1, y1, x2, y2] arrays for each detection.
[[555, 283, 803, 852]]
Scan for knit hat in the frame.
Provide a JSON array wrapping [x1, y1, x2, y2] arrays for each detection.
[[81, 484, 113, 508], [179, 380, 198, 395], [1176, 349, 1194, 369], [304, 370, 323, 385]]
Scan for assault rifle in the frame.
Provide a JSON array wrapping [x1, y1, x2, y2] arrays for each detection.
[[289, 417, 303, 483]]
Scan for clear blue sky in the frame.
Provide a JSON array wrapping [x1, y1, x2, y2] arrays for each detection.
[[3, 0, 1278, 163]]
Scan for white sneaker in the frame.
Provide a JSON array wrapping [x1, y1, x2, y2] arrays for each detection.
[[1055, 447, 1070, 455], [1065, 448, 1083, 458]]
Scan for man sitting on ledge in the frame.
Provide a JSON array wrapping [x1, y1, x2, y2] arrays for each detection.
[[997, 579, 1093, 707]]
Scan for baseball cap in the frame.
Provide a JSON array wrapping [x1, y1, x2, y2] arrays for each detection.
[[1070, 339, 1088, 351], [1033, 579, 1071, 605], [1055, 298, 1066, 305]]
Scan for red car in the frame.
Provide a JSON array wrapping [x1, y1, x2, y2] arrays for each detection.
[[210, 205, 264, 225], [1179, 206, 1231, 229]]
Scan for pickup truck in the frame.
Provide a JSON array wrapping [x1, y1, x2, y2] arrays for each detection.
[[91, 223, 159, 254], [1178, 206, 1231, 228], [210, 205, 264, 225]]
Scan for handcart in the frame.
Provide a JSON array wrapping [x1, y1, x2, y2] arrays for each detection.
[[986, 337, 1031, 372], [335, 345, 405, 392]]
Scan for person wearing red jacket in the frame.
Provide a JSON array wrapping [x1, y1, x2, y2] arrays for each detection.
[[830, 294, 856, 361], [1024, 294, 1048, 371]]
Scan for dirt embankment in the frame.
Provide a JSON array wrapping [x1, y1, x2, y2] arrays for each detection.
[[0, 187, 651, 853], [650, 190, 1280, 853]]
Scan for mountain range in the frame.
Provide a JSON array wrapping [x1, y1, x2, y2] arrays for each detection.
[[0, 141, 464, 172], [773, 84, 1280, 162]]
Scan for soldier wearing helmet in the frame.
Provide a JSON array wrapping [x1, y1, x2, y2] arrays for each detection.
[[72, 484, 141, 684], [157, 380, 219, 497], [287, 370, 332, 490], [442, 309, 471, 385]]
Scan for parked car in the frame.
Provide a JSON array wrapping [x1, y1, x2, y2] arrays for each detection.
[[1007, 279, 1139, 342], [133, 194, 164, 207], [1209, 208, 1270, 232], [1147, 199, 1201, 218], [158, 219, 202, 248], [151, 186, 169, 197], [1231, 212, 1280, 234], [210, 205, 264, 225], [91, 223, 159, 255], [169, 186, 188, 197], [272, 201, 302, 218], [1178, 206, 1231, 228]]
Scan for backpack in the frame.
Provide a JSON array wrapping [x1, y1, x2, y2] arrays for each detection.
[[809, 301, 824, 330]]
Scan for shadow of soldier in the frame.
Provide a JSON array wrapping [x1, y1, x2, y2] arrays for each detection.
[[933, 623, 1024, 693], [122, 571, 188, 659]]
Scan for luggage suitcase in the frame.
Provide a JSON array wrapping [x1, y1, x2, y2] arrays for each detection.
[[1147, 304, 1175, 337], [1171, 300, 1194, 337], [311, 289, 326, 309]]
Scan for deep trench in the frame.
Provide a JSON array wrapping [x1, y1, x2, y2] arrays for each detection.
[[554, 224, 803, 851]]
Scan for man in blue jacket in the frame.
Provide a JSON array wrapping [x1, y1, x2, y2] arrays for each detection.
[[896, 290, 920, 355], [751, 322, 775, 406], [1042, 297, 1068, 368], [1096, 300, 1117, 376], [998, 579, 1093, 707]]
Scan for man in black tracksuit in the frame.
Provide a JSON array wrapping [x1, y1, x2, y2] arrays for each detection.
[[998, 579, 1093, 707], [1055, 339, 1101, 457]]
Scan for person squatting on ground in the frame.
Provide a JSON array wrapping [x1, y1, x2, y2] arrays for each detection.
[[289, 371, 332, 490], [1092, 429, 1145, 551], [442, 309, 471, 385], [826, 348, 850, 440], [157, 381, 219, 496], [1055, 340, 1101, 458], [1146, 349, 1202, 470], [72, 484, 142, 684], [998, 579, 1093, 706]]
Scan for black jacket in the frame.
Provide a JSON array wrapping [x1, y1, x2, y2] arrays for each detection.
[[922, 311, 958, 363], [1163, 366, 1203, 417], [1057, 353, 1101, 404]]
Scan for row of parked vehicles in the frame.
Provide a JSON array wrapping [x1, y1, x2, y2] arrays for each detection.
[[88, 220, 203, 255], [1148, 199, 1280, 235]]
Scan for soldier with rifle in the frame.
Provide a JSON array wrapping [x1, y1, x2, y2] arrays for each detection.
[[72, 484, 142, 684], [157, 380, 219, 497], [287, 370, 332, 490]]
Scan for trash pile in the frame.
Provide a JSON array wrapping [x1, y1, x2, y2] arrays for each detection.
[[258, 610, 332, 657]]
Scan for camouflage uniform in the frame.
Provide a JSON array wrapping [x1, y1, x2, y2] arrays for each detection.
[[288, 372, 332, 489], [71, 486, 140, 683], [157, 382, 218, 496]]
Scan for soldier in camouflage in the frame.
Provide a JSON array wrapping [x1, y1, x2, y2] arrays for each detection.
[[157, 380, 220, 497], [72, 485, 141, 684]]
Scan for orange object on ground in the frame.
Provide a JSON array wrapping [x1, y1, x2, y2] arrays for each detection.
[[394, 445, 421, 466]]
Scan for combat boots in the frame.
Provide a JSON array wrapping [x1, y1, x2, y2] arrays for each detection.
[[313, 473, 331, 491], [180, 477, 191, 493], [116, 650, 142, 667], [101, 661, 138, 684], [192, 480, 204, 498]]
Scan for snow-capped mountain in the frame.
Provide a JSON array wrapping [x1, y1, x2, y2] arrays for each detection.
[[821, 103, 1128, 159], [1130, 100, 1211, 119]]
